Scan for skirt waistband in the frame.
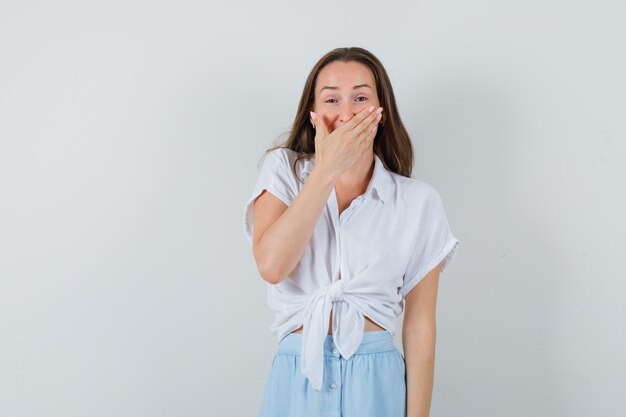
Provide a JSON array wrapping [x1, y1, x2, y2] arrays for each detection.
[[277, 330, 396, 356]]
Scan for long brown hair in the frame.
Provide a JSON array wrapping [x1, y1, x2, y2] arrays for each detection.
[[264, 47, 414, 183]]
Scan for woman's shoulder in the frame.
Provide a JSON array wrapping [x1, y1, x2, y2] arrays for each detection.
[[392, 174, 445, 208], [256, 147, 295, 173], [261, 147, 304, 165], [394, 173, 440, 196], [258, 147, 313, 182]]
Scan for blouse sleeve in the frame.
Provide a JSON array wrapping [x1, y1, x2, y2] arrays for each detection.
[[399, 186, 461, 298], [243, 148, 298, 245]]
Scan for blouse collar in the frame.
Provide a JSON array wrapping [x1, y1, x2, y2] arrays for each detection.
[[299, 153, 394, 204]]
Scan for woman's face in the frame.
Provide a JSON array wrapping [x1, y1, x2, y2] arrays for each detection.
[[311, 60, 381, 133]]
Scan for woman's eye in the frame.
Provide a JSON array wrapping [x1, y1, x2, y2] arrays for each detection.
[[324, 97, 367, 103]]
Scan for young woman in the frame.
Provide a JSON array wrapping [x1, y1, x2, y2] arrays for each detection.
[[243, 47, 460, 417]]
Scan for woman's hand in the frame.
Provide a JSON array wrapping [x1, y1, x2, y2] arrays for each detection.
[[310, 105, 383, 179]]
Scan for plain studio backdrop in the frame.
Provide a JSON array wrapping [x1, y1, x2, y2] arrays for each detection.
[[1, 1, 625, 416]]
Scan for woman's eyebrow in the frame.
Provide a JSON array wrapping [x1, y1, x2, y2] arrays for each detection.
[[319, 84, 372, 93]]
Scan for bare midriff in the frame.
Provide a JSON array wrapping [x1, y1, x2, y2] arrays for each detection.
[[291, 310, 386, 334]]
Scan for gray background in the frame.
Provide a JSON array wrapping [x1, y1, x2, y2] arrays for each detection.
[[1, 1, 625, 416]]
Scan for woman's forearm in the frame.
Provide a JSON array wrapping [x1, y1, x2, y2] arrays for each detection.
[[402, 326, 436, 417], [255, 164, 337, 284]]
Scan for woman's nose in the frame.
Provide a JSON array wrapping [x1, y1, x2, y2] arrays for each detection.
[[338, 103, 356, 123]]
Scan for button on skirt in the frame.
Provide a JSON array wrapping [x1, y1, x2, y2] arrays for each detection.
[[258, 330, 406, 417]]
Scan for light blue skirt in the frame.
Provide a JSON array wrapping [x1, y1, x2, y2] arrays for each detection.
[[258, 330, 406, 417]]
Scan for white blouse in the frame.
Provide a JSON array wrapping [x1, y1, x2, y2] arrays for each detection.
[[243, 147, 460, 391]]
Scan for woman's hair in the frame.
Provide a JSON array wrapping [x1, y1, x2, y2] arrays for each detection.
[[265, 47, 414, 182]]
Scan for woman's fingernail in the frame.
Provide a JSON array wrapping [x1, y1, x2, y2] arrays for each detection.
[[368, 106, 375, 112], [376, 107, 383, 114]]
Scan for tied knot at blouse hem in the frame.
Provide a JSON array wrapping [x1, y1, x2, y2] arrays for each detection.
[[244, 147, 461, 391]]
